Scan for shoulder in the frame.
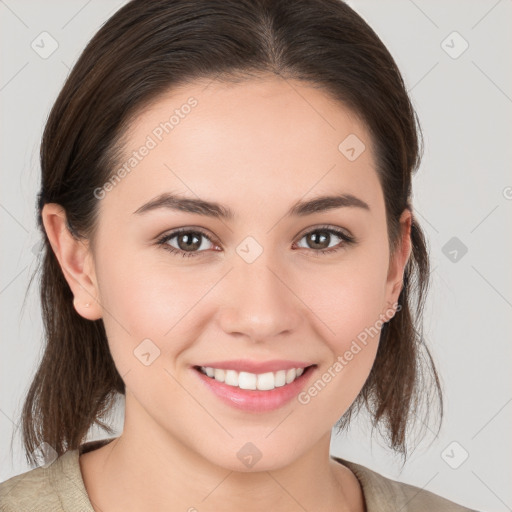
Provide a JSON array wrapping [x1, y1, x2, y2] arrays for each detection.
[[333, 457, 480, 512], [0, 464, 58, 512], [0, 449, 94, 512]]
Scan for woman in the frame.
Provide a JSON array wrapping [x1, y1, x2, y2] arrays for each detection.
[[0, 0, 479, 510]]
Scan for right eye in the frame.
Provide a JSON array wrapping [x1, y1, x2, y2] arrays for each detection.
[[156, 228, 217, 258]]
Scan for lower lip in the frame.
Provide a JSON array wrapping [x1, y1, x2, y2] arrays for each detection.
[[193, 366, 316, 412]]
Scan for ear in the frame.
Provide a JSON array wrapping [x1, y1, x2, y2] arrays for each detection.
[[383, 208, 412, 320], [41, 203, 102, 321]]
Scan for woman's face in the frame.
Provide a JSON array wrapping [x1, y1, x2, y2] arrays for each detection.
[[72, 77, 409, 471]]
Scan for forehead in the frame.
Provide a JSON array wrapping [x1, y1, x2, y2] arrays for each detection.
[[103, 76, 383, 218]]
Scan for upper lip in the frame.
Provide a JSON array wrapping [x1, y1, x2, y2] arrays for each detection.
[[194, 359, 315, 374]]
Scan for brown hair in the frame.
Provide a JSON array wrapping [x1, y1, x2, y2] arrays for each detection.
[[18, 0, 442, 466]]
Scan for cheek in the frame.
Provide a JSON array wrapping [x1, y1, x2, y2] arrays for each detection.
[[295, 248, 388, 408], [302, 249, 389, 349], [94, 246, 216, 367], [295, 270, 386, 423]]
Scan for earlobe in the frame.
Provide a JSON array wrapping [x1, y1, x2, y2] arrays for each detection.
[[72, 296, 100, 320], [41, 203, 102, 321]]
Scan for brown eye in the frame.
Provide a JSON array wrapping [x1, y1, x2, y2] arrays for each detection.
[[294, 226, 355, 255], [157, 229, 215, 258], [156, 225, 355, 259]]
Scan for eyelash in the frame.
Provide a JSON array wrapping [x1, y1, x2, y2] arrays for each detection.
[[156, 225, 356, 259]]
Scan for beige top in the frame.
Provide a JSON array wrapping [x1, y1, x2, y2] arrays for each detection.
[[0, 438, 478, 511]]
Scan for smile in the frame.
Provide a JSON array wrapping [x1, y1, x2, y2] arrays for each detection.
[[197, 366, 306, 390], [192, 364, 317, 412]]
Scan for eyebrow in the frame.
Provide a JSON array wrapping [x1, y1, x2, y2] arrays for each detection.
[[133, 191, 370, 219]]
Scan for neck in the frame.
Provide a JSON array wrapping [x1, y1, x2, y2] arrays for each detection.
[[80, 396, 365, 512]]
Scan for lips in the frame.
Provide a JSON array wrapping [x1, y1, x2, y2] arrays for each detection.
[[192, 363, 317, 412]]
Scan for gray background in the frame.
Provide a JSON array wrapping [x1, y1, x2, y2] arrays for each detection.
[[1, 1, 511, 511]]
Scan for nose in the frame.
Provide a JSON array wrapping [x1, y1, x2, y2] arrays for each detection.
[[217, 252, 303, 343]]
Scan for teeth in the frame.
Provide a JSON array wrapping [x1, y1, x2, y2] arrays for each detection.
[[274, 370, 286, 387], [257, 372, 275, 391], [285, 368, 296, 384], [238, 372, 256, 390], [199, 366, 308, 390], [214, 368, 225, 382], [224, 370, 238, 386]]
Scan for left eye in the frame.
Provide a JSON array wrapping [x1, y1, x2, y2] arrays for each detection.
[[293, 227, 354, 255], [156, 226, 355, 258]]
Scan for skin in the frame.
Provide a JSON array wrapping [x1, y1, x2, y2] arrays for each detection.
[[43, 75, 411, 512]]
